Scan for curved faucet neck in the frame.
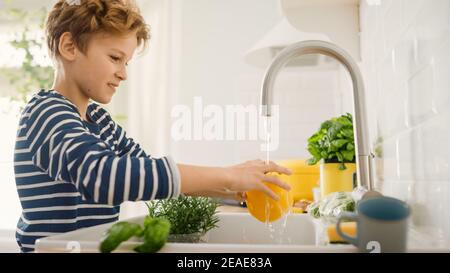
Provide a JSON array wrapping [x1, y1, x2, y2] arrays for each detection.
[[260, 40, 373, 190]]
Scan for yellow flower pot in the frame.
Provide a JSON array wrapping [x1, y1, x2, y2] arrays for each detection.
[[320, 162, 356, 198], [276, 159, 320, 202]]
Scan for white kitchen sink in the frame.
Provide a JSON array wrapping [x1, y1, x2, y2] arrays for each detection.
[[35, 212, 357, 253]]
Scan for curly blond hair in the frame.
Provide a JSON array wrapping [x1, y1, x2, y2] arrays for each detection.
[[45, 0, 150, 60]]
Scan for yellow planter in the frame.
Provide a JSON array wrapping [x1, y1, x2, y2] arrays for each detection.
[[320, 162, 356, 198], [276, 159, 320, 202]]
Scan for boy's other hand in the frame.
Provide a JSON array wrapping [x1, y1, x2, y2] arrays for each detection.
[[224, 159, 292, 201]]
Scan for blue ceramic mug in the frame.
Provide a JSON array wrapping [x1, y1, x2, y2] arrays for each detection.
[[336, 196, 411, 253]]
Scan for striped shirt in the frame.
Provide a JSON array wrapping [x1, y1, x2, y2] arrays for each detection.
[[14, 89, 181, 252]]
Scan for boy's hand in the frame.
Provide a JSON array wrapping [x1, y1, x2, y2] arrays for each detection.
[[224, 159, 292, 201]]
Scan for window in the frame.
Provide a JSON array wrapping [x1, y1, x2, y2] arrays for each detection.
[[0, 10, 51, 230], [0, 98, 24, 230]]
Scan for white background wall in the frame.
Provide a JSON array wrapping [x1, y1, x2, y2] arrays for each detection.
[[360, 0, 450, 247]]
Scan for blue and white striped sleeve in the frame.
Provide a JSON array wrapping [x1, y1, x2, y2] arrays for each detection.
[[113, 122, 149, 158], [30, 101, 181, 206]]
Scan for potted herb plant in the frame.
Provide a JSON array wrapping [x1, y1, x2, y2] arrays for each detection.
[[146, 195, 220, 243], [306, 113, 356, 198]]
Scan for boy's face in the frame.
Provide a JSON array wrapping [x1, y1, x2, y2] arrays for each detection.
[[72, 31, 138, 104]]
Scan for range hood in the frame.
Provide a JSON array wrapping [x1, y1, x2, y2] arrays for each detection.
[[244, 18, 334, 68]]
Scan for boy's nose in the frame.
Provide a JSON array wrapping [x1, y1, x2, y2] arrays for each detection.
[[115, 69, 127, 81]]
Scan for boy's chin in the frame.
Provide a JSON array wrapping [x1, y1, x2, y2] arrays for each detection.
[[92, 95, 112, 105]]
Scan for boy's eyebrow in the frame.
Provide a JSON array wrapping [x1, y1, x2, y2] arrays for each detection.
[[110, 48, 133, 62], [110, 48, 128, 58]]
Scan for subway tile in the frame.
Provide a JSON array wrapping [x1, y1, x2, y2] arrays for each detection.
[[432, 39, 450, 114], [377, 57, 394, 137], [417, 113, 450, 181], [380, 53, 396, 93], [396, 131, 416, 180], [410, 124, 426, 181], [380, 178, 394, 196], [381, 137, 399, 180], [410, 181, 449, 246], [238, 91, 259, 105], [289, 87, 339, 107], [409, 181, 426, 227], [376, 99, 390, 138], [235, 73, 262, 93], [366, 2, 380, 39], [282, 123, 317, 141], [443, 183, 450, 246], [278, 105, 336, 128], [372, 157, 385, 191], [409, 181, 450, 247], [273, 71, 340, 108], [382, 0, 404, 53], [376, 56, 409, 136], [408, 64, 436, 126], [413, 0, 450, 68], [273, 73, 302, 105], [386, 81, 409, 135], [360, 0, 369, 33], [379, 0, 394, 17], [373, 28, 386, 66], [302, 70, 340, 92], [389, 180, 413, 202], [402, 0, 426, 29], [393, 26, 418, 82]]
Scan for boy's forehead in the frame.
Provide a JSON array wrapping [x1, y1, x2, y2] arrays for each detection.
[[89, 32, 138, 56]]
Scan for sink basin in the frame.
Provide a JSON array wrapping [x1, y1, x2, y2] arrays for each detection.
[[35, 212, 357, 253], [35, 212, 447, 253]]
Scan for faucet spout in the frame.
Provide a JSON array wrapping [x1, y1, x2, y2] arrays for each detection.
[[260, 40, 373, 190]]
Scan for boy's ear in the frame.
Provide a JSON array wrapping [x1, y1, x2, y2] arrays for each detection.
[[58, 32, 78, 61]]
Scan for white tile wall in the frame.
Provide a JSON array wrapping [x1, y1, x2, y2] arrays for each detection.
[[360, 0, 450, 247], [234, 67, 346, 162]]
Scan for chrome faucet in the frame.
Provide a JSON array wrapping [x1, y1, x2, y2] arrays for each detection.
[[260, 40, 374, 190]]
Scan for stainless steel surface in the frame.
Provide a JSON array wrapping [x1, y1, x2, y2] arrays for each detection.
[[260, 40, 374, 190]]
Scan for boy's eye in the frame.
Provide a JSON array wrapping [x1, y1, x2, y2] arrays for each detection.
[[110, 55, 121, 62]]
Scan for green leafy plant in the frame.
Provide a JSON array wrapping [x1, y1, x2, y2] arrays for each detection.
[[99, 216, 170, 253], [146, 195, 220, 237], [306, 113, 355, 170], [0, 2, 127, 122]]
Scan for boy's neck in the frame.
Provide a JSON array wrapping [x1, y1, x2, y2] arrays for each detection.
[[52, 77, 90, 122]]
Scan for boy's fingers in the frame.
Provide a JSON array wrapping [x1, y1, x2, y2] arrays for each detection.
[[256, 183, 279, 201], [263, 161, 292, 175], [234, 192, 247, 202], [263, 175, 291, 191]]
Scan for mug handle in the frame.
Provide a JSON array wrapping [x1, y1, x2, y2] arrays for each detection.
[[336, 212, 358, 246]]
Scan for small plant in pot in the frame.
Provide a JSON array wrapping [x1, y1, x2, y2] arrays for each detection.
[[306, 113, 356, 198], [146, 195, 220, 243]]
